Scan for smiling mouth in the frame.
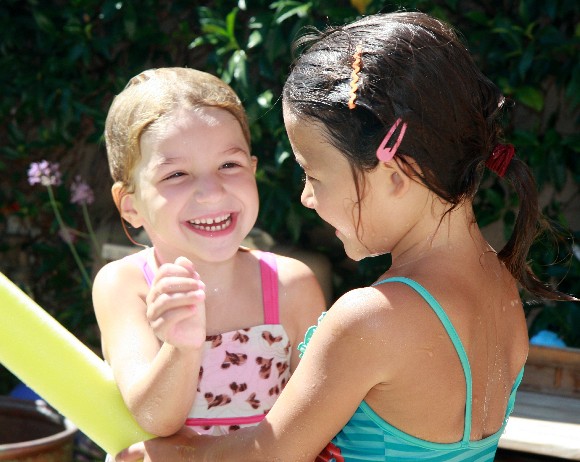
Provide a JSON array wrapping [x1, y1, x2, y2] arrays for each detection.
[[189, 214, 233, 232]]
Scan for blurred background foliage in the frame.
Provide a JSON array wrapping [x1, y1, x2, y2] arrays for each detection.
[[1, 0, 579, 400]]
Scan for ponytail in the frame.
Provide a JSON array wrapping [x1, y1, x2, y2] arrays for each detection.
[[499, 158, 577, 301]]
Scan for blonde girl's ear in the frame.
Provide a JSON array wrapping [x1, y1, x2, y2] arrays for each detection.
[[111, 181, 143, 229], [251, 155, 258, 173]]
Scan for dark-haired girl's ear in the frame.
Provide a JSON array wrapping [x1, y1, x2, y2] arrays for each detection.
[[111, 182, 143, 229], [379, 159, 412, 199]]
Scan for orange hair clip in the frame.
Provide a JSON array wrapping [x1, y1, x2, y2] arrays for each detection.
[[348, 45, 363, 109]]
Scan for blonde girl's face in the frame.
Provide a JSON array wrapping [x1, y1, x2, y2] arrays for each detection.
[[123, 106, 259, 264], [283, 109, 391, 261]]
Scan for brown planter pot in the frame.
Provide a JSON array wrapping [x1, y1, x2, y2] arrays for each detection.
[[521, 344, 580, 398], [0, 397, 77, 461]]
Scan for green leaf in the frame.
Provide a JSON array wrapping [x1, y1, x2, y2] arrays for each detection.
[[32, 10, 56, 34], [257, 89, 274, 108], [514, 86, 544, 112], [227, 50, 248, 90], [464, 10, 488, 26], [518, 45, 535, 78], [275, 3, 311, 24], [247, 30, 263, 49], [225, 8, 239, 46]]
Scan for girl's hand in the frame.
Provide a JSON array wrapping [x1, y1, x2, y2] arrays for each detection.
[[146, 256, 206, 350], [115, 427, 201, 462], [114, 442, 145, 462]]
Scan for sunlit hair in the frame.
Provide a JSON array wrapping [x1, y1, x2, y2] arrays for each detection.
[[105, 67, 250, 193]]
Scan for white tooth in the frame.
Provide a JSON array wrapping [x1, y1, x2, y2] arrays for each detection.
[[207, 217, 215, 225]]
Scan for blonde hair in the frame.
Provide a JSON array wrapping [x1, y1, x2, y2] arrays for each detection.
[[104, 67, 250, 192]]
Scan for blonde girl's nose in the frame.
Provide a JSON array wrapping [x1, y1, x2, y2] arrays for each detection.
[[194, 175, 225, 203]]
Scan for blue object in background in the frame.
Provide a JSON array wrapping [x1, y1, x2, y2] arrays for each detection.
[[529, 329, 567, 348], [9, 382, 43, 401]]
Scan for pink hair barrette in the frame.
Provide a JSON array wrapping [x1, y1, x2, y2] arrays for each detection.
[[376, 118, 407, 162]]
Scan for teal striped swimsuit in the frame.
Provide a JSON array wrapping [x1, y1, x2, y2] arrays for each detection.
[[312, 277, 525, 462]]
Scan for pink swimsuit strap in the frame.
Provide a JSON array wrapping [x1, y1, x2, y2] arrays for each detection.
[[259, 251, 279, 324], [122, 250, 155, 286]]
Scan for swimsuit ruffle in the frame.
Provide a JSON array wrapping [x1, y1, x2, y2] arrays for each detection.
[[297, 311, 328, 358]]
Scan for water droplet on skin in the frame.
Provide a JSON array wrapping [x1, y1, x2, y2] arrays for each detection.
[[418, 347, 434, 357]]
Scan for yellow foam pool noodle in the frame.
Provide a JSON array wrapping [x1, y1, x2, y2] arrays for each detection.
[[0, 272, 154, 455]]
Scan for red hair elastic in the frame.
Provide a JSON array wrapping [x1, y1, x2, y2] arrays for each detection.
[[376, 118, 408, 162], [348, 45, 363, 110], [485, 143, 515, 177]]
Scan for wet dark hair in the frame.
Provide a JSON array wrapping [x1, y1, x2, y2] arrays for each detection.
[[283, 11, 572, 301]]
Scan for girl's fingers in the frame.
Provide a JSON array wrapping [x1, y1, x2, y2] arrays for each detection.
[[147, 289, 205, 319], [151, 275, 204, 296], [174, 256, 196, 274], [148, 302, 203, 331], [114, 442, 145, 461]]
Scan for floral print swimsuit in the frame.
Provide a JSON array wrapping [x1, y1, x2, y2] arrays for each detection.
[[126, 249, 292, 436]]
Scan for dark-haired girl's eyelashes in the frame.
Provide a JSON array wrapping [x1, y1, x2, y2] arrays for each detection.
[[303, 172, 317, 183]]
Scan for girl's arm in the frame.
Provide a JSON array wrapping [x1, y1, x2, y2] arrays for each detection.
[[92, 257, 205, 436], [117, 286, 399, 461]]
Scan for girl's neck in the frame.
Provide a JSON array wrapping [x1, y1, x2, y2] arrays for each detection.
[[388, 201, 483, 271]]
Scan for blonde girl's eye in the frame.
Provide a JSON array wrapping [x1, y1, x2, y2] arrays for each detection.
[[163, 171, 185, 181], [221, 162, 241, 170]]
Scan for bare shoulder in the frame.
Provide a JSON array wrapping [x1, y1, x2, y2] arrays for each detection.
[[268, 253, 325, 305], [272, 253, 321, 284], [93, 254, 148, 303], [300, 284, 416, 385], [92, 252, 150, 324], [326, 283, 440, 373], [92, 252, 153, 362], [276, 251, 326, 304], [328, 283, 415, 335]]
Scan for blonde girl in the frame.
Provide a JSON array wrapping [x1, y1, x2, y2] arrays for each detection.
[[93, 68, 325, 439]]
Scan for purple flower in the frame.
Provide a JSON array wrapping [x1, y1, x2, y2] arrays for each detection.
[[58, 226, 77, 244], [27, 160, 62, 187], [70, 175, 94, 205]]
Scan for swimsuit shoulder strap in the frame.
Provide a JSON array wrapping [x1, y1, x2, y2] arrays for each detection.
[[123, 251, 155, 287], [259, 251, 279, 324], [373, 276, 474, 443]]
